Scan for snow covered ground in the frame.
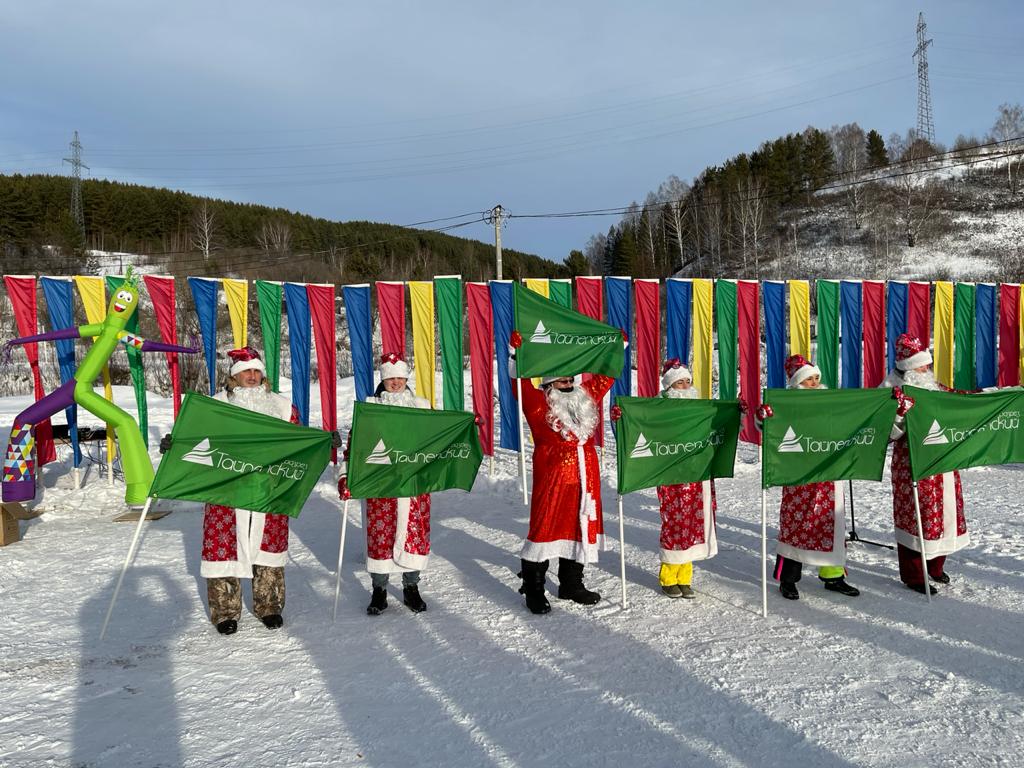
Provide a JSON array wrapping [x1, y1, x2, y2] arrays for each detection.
[[1, 383, 1022, 767]]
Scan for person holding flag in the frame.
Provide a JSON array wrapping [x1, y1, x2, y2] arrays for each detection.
[[762, 355, 860, 601], [882, 333, 968, 595], [160, 347, 302, 636], [653, 360, 717, 599], [338, 354, 431, 616], [510, 333, 615, 614]]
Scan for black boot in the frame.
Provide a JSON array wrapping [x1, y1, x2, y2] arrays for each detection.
[[906, 582, 938, 595], [367, 587, 389, 615], [517, 559, 551, 614], [779, 581, 800, 600], [216, 619, 238, 635], [261, 613, 284, 629], [821, 577, 860, 597], [403, 585, 427, 613], [557, 558, 600, 605]]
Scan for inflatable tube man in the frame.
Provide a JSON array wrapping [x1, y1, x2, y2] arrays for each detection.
[[2, 269, 196, 507]]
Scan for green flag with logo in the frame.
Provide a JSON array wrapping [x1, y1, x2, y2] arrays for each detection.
[[347, 402, 483, 499], [149, 393, 332, 517], [615, 396, 741, 494], [513, 282, 624, 378], [761, 388, 896, 488], [904, 386, 1024, 481]]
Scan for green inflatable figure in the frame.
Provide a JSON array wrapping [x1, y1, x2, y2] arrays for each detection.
[[2, 269, 197, 507]]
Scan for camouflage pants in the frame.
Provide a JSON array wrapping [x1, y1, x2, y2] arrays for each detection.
[[207, 565, 285, 624]]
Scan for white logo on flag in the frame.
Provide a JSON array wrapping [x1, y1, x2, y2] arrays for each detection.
[[923, 419, 950, 446], [778, 426, 804, 453], [183, 438, 215, 466], [365, 438, 393, 465], [630, 433, 654, 458], [530, 321, 552, 344]]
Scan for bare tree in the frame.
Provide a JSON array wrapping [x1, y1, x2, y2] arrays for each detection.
[[990, 102, 1024, 192], [583, 233, 605, 275], [256, 220, 292, 256], [892, 139, 943, 248], [657, 175, 690, 272], [830, 123, 867, 229], [190, 200, 217, 260]]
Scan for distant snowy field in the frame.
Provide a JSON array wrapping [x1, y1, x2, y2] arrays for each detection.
[[0, 381, 1022, 767]]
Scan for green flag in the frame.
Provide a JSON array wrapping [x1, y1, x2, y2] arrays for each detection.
[[615, 396, 741, 494], [513, 282, 624, 379], [435, 276, 464, 411], [761, 388, 896, 488], [255, 280, 283, 392], [150, 393, 332, 517], [904, 385, 1024, 480], [347, 402, 483, 499]]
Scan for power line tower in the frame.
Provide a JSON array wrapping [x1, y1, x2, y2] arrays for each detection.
[[486, 204, 508, 280], [913, 12, 935, 145], [62, 130, 89, 242]]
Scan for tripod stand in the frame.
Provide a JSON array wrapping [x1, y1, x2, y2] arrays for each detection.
[[845, 480, 893, 549]]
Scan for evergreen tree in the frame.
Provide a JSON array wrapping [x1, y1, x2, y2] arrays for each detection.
[[565, 249, 590, 276], [866, 130, 889, 168]]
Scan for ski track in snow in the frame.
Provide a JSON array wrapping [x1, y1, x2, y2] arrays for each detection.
[[0, 384, 1022, 768]]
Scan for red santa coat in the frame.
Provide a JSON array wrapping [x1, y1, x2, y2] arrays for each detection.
[[200, 389, 298, 579], [890, 438, 968, 556], [362, 393, 433, 574], [517, 375, 614, 563], [657, 480, 717, 564], [776, 481, 847, 567]]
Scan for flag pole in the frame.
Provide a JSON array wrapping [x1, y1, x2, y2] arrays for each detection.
[[333, 498, 350, 621], [618, 493, 627, 609], [516, 377, 528, 505], [760, 442, 768, 619], [100, 496, 154, 640], [911, 481, 932, 604]]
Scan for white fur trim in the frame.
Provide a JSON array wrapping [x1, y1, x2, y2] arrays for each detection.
[[787, 363, 822, 389], [200, 508, 287, 577], [897, 472, 971, 556], [380, 359, 411, 380], [520, 535, 607, 563], [661, 365, 693, 390], [659, 480, 717, 563], [896, 350, 933, 371], [230, 357, 266, 377], [775, 482, 846, 567]]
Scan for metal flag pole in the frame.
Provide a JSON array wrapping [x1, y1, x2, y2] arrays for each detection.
[[618, 494, 627, 609], [517, 377, 528, 506], [846, 479, 893, 549], [911, 481, 932, 604], [333, 498, 351, 621], [760, 441, 768, 619], [100, 496, 154, 640]]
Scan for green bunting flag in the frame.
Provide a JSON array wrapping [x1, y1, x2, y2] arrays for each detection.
[[512, 282, 624, 379], [150, 393, 332, 517], [904, 386, 1024, 481], [615, 396, 741, 494], [761, 388, 896, 488], [347, 402, 483, 499]]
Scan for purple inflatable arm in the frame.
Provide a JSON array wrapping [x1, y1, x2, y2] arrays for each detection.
[[6, 327, 81, 345], [140, 340, 198, 355]]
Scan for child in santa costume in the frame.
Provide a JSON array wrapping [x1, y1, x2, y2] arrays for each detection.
[[654, 359, 717, 599], [338, 354, 431, 616], [882, 333, 969, 595], [510, 336, 615, 614], [161, 347, 301, 636], [764, 354, 860, 601]]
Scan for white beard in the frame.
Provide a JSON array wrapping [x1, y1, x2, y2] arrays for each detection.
[[378, 388, 418, 407], [902, 369, 940, 390], [228, 385, 280, 417], [663, 386, 699, 400], [545, 386, 599, 442]]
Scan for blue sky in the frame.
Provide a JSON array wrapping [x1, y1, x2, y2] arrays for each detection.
[[2, 1, 1021, 264]]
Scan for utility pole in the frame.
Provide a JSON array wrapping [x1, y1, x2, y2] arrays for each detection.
[[62, 130, 89, 243], [486, 204, 507, 280], [913, 12, 935, 145]]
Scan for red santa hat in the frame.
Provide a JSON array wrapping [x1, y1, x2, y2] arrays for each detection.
[[379, 352, 411, 380], [660, 358, 692, 390], [895, 333, 933, 371], [785, 354, 820, 388], [228, 346, 266, 377]]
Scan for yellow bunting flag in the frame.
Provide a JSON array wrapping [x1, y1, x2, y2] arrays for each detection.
[[74, 276, 116, 466], [692, 279, 713, 399], [934, 281, 954, 388], [524, 278, 549, 298], [408, 281, 436, 408], [222, 278, 248, 348], [787, 279, 810, 359]]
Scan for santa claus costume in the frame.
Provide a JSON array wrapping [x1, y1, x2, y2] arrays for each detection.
[[338, 354, 431, 615], [198, 347, 299, 634], [770, 355, 860, 601], [654, 360, 717, 599], [512, 350, 615, 614], [882, 334, 969, 594]]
